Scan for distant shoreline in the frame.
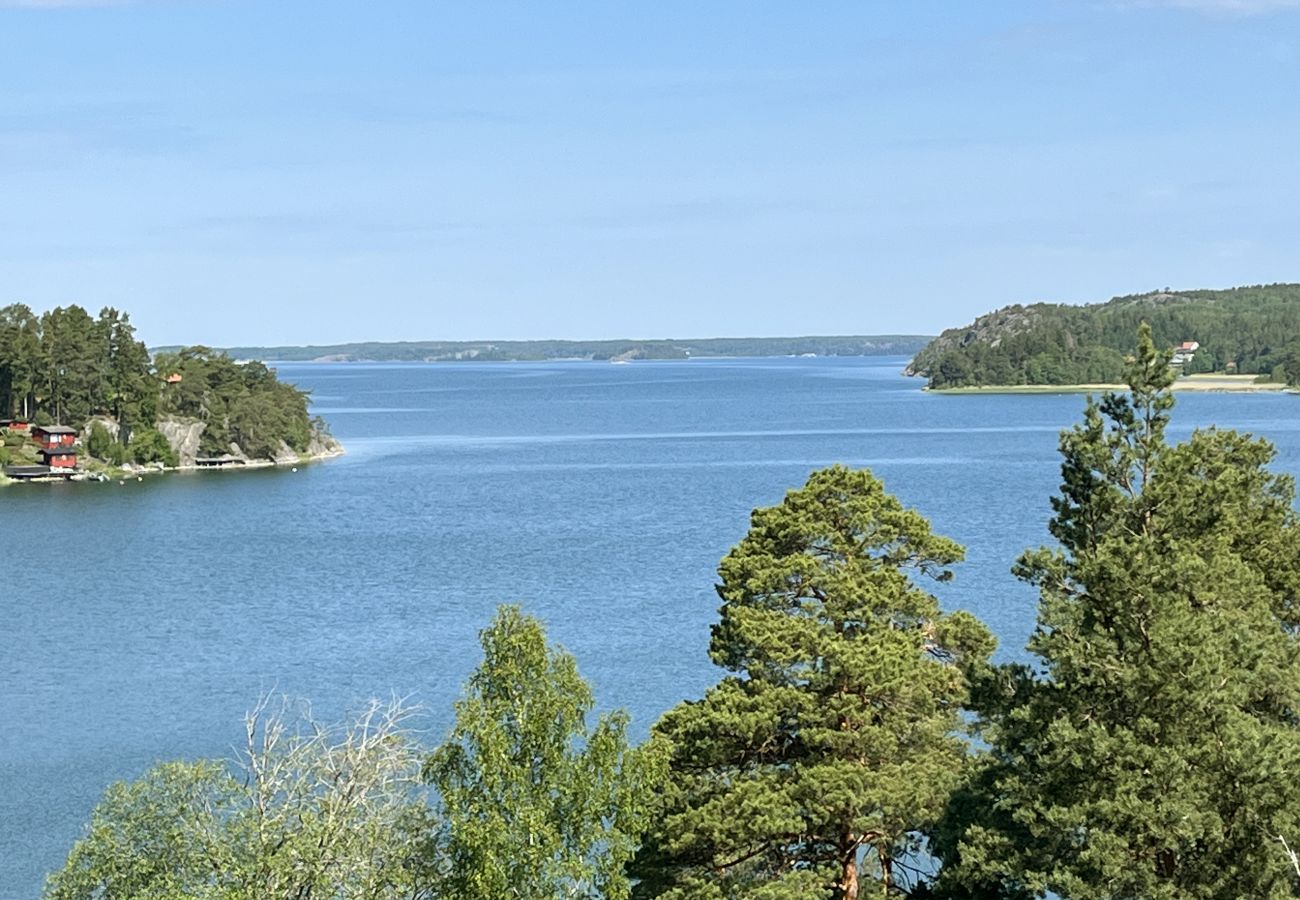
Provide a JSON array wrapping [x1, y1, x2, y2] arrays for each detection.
[[926, 375, 1292, 395], [151, 335, 934, 365]]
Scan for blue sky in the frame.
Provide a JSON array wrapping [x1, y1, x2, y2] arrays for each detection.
[[2, 0, 1298, 346]]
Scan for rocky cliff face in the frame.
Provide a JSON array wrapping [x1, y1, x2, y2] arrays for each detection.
[[81, 416, 121, 443], [158, 417, 206, 467], [903, 304, 1050, 377], [155, 416, 344, 467]]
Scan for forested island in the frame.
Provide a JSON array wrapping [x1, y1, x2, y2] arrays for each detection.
[[0, 304, 339, 482], [43, 327, 1300, 898], [172, 334, 933, 363], [906, 282, 1300, 389]]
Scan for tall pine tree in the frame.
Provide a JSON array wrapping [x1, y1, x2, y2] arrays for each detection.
[[932, 324, 1300, 898], [634, 465, 994, 899]]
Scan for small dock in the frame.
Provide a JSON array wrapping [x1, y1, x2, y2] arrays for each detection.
[[3, 465, 71, 481], [194, 455, 247, 468]]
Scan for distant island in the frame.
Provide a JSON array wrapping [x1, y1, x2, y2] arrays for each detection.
[[0, 304, 340, 484], [905, 283, 1300, 390], [158, 335, 934, 364]]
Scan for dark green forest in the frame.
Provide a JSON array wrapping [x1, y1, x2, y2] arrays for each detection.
[[0, 304, 319, 464], [907, 283, 1300, 388], [47, 328, 1300, 898]]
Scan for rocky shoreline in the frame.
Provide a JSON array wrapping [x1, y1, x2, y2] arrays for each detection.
[[0, 445, 344, 486], [1, 418, 344, 487]]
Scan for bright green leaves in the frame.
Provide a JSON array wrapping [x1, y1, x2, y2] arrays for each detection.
[[44, 608, 656, 900], [425, 606, 662, 900], [638, 465, 993, 899]]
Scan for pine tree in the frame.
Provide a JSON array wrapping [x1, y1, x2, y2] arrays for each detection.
[[932, 325, 1300, 898], [634, 465, 994, 899]]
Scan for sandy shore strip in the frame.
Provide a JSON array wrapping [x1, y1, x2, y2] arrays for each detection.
[[927, 375, 1293, 395]]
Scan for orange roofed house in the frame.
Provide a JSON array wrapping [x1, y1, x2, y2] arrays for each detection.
[[1172, 341, 1200, 366]]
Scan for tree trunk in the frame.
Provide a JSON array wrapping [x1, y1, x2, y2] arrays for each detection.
[[839, 832, 859, 900]]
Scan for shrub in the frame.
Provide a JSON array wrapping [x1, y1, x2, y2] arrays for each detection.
[[87, 422, 112, 458], [129, 428, 178, 467], [87, 422, 130, 466]]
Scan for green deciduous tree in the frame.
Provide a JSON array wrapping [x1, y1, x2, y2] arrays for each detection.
[[633, 465, 994, 900], [931, 324, 1300, 898], [128, 426, 179, 467], [425, 605, 663, 900], [45, 697, 435, 900]]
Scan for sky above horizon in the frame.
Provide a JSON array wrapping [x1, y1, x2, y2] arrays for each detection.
[[2, 0, 1298, 346]]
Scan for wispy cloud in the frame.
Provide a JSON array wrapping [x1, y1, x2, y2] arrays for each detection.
[[0, 0, 126, 7], [1112, 0, 1300, 14], [0, 101, 210, 159]]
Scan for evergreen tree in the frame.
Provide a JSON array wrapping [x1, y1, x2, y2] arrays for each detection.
[[0, 303, 41, 419], [634, 465, 994, 899], [96, 306, 154, 434], [39, 305, 102, 424], [425, 605, 662, 900], [931, 325, 1300, 898]]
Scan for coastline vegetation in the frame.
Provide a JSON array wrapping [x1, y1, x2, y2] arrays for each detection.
[[46, 325, 1300, 897], [908, 283, 1300, 389], [0, 303, 332, 472]]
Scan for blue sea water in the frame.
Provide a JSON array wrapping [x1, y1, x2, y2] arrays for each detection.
[[2, 356, 1298, 896]]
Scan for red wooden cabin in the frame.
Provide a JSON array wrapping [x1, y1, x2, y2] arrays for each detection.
[[40, 447, 77, 469], [32, 425, 77, 450]]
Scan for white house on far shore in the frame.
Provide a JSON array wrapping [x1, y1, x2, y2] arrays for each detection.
[[1172, 341, 1200, 366]]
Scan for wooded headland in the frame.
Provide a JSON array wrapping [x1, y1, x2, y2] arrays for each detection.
[[906, 283, 1300, 389], [0, 304, 338, 479]]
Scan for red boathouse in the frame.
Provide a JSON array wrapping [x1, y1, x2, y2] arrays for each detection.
[[40, 447, 78, 469], [32, 425, 77, 450]]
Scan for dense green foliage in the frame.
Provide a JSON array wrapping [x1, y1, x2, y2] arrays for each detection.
[[0, 304, 154, 429], [45, 700, 435, 899], [166, 335, 934, 363], [128, 427, 179, 467], [86, 421, 124, 465], [633, 466, 994, 899], [929, 326, 1300, 897], [426, 606, 661, 900], [154, 347, 314, 457], [46, 607, 654, 900], [907, 283, 1300, 387], [0, 303, 320, 462]]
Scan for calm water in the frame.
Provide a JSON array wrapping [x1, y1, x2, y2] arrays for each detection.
[[3, 356, 1298, 896]]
